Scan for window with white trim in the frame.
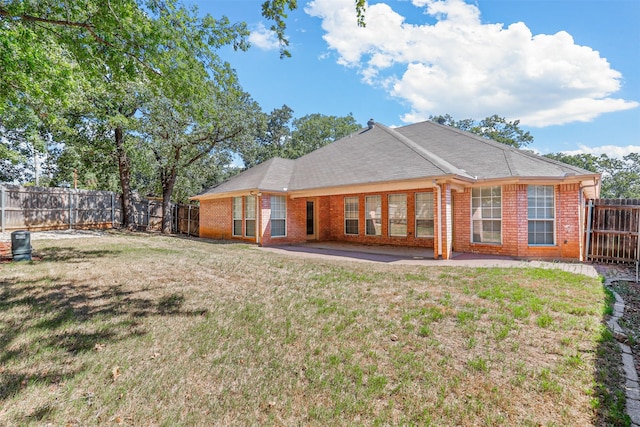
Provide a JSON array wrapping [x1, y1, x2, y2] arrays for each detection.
[[472, 186, 501, 243], [344, 196, 359, 235], [232, 196, 243, 237], [365, 195, 382, 236], [270, 195, 286, 237], [244, 195, 256, 238], [528, 185, 555, 245], [388, 194, 407, 237], [415, 192, 435, 238]]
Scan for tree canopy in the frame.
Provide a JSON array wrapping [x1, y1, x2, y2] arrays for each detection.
[[239, 105, 361, 168], [430, 114, 534, 148]]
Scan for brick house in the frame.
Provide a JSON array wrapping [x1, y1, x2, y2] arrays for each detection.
[[191, 120, 600, 260]]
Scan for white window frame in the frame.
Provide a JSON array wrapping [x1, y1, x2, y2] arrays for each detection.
[[232, 196, 243, 237], [344, 196, 359, 235], [388, 194, 407, 237], [415, 192, 435, 238], [270, 195, 286, 237], [244, 195, 256, 238], [365, 195, 382, 236], [527, 185, 555, 245], [471, 186, 502, 244]]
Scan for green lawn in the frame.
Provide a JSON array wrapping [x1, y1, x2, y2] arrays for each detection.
[[0, 232, 628, 426]]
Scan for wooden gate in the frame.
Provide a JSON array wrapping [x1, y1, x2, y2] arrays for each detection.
[[585, 199, 640, 278], [174, 204, 199, 237]]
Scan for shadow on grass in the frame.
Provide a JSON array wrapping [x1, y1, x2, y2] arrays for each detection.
[[0, 274, 207, 405], [35, 246, 121, 263]]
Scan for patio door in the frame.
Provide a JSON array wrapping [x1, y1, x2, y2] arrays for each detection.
[[306, 200, 316, 240]]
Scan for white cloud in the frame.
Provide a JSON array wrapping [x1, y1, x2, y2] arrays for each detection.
[[305, 0, 638, 127], [562, 144, 640, 158], [249, 22, 281, 51]]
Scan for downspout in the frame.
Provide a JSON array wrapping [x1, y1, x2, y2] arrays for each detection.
[[434, 180, 442, 259]]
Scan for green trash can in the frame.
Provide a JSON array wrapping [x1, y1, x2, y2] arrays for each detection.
[[11, 230, 32, 261]]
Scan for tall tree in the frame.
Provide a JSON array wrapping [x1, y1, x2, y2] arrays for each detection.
[[0, 0, 303, 226], [140, 82, 261, 233], [430, 114, 533, 148], [240, 105, 294, 168]]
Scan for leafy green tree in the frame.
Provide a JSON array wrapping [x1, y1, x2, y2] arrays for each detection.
[[0, 0, 299, 226], [240, 105, 294, 168], [239, 107, 361, 168], [288, 113, 360, 158], [140, 82, 261, 233], [544, 152, 640, 199], [430, 114, 533, 148]]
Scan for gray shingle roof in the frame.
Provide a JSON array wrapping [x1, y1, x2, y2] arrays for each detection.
[[197, 157, 294, 196], [195, 120, 596, 198]]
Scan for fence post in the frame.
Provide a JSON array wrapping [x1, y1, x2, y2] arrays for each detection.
[[111, 193, 115, 228], [187, 205, 191, 236], [584, 199, 593, 262], [68, 187, 73, 230], [1, 186, 4, 233]]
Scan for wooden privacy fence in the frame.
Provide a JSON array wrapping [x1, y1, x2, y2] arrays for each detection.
[[1, 184, 118, 232], [0, 185, 194, 234], [585, 198, 640, 280]]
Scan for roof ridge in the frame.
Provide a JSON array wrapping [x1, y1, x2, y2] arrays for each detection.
[[377, 123, 474, 179]]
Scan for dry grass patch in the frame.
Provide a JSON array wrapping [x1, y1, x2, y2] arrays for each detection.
[[0, 232, 622, 425]]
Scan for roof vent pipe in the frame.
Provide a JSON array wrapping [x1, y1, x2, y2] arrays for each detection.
[[367, 118, 375, 129]]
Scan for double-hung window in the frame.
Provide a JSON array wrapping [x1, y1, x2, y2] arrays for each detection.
[[471, 186, 501, 243], [415, 192, 435, 237], [232, 196, 243, 237], [244, 195, 256, 238], [270, 195, 286, 237], [365, 195, 382, 236], [344, 196, 359, 235], [388, 194, 407, 237], [528, 185, 555, 245]]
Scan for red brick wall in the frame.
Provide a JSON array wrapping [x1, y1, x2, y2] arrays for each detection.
[[323, 190, 436, 249], [452, 183, 582, 260], [199, 198, 232, 240], [260, 194, 307, 246], [199, 183, 583, 260]]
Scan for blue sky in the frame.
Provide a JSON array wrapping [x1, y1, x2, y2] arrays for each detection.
[[193, 0, 639, 157]]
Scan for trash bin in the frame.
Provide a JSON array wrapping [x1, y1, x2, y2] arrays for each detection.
[[11, 230, 32, 261]]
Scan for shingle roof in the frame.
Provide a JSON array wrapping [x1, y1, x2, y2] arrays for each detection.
[[396, 121, 594, 179], [194, 120, 596, 198], [197, 157, 294, 196]]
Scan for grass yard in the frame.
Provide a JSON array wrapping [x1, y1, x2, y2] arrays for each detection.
[[0, 232, 628, 426]]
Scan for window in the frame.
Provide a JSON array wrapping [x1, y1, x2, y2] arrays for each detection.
[[232, 196, 243, 237], [245, 195, 256, 238], [388, 194, 407, 237], [270, 195, 286, 237], [365, 195, 382, 236], [415, 192, 435, 237], [344, 196, 359, 235], [472, 186, 501, 243], [528, 185, 555, 245]]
